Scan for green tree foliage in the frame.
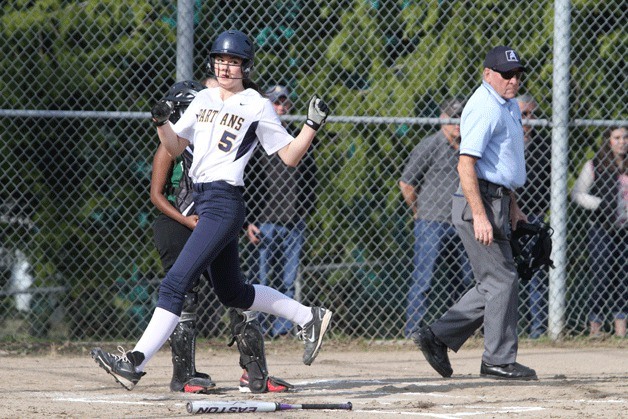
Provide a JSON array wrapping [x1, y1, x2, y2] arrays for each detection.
[[1, 1, 170, 339], [0, 0, 624, 339]]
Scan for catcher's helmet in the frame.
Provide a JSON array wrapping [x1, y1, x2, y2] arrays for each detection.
[[163, 80, 206, 124], [207, 30, 255, 78]]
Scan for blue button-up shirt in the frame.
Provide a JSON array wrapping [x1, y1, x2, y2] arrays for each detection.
[[459, 81, 526, 190]]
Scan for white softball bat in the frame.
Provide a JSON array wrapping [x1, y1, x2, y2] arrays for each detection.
[[187, 400, 353, 414]]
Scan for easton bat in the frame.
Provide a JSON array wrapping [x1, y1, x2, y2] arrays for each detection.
[[187, 400, 352, 414]]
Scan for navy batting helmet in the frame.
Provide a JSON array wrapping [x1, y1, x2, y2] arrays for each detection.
[[164, 80, 206, 124], [207, 30, 255, 78]]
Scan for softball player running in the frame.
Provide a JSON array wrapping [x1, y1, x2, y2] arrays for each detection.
[[91, 29, 332, 391], [150, 80, 292, 394]]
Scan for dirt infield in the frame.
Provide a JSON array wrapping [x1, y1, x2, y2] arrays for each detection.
[[0, 338, 626, 418]]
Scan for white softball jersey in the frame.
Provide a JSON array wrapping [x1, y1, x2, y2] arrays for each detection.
[[172, 87, 294, 186]]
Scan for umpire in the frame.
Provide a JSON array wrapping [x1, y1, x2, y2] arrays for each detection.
[[413, 46, 537, 380]]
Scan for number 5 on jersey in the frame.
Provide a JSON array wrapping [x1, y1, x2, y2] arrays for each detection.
[[219, 131, 236, 152]]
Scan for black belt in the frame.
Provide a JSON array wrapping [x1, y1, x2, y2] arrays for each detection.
[[193, 181, 243, 193], [478, 179, 511, 197]]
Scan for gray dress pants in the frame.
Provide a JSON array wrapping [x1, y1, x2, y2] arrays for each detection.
[[430, 181, 520, 365]]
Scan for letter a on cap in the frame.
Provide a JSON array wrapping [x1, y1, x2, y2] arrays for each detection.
[[506, 50, 519, 62]]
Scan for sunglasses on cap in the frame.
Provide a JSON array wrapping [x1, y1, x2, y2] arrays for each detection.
[[494, 69, 524, 80]]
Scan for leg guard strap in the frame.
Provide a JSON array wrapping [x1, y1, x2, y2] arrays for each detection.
[[228, 308, 269, 393]]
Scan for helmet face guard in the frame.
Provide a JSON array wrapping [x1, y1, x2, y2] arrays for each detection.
[[207, 30, 255, 79], [170, 104, 189, 124], [164, 80, 206, 124]]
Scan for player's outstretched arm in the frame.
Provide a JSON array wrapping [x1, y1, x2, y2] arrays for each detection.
[[278, 95, 329, 167]]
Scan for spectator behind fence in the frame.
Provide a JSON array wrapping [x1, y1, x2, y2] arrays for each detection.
[[90, 29, 332, 392], [244, 85, 318, 338], [399, 97, 473, 337], [571, 126, 627, 338], [516, 94, 551, 339], [414, 46, 538, 381]]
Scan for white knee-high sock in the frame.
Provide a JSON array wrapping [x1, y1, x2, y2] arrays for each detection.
[[249, 284, 313, 326], [132, 307, 180, 371]]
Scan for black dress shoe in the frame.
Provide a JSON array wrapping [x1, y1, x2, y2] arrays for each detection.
[[480, 361, 538, 380], [411, 327, 453, 378]]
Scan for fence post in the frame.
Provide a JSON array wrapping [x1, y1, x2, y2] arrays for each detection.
[[176, 0, 195, 81], [549, 0, 571, 340]]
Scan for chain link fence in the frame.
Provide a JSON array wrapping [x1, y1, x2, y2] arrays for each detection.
[[0, 0, 626, 342]]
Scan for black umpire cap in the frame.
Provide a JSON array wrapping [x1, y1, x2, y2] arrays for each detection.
[[483, 46, 526, 72]]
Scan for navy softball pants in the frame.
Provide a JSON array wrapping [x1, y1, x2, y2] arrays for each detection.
[[156, 181, 256, 315]]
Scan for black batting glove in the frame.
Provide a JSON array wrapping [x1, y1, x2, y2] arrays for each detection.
[[151, 100, 174, 127], [305, 95, 330, 131]]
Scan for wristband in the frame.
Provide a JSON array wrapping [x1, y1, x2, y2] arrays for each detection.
[[305, 119, 320, 130]]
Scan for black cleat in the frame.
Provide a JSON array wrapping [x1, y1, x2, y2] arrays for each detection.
[[91, 346, 146, 390], [298, 307, 333, 366]]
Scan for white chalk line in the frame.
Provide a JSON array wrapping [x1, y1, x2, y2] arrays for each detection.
[[355, 406, 545, 418], [54, 397, 167, 406], [53, 394, 544, 417], [51, 392, 186, 408], [296, 378, 444, 386], [293, 378, 626, 417], [51, 377, 627, 416]]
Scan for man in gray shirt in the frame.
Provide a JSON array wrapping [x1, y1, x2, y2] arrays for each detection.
[[399, 97, 472, 337]]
